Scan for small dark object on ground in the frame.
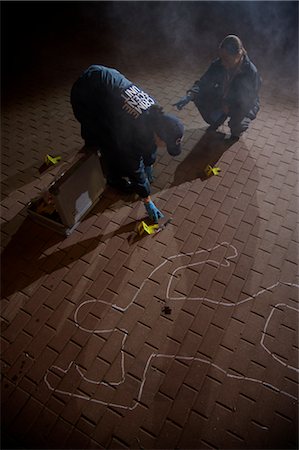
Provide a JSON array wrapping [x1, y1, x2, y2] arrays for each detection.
[[162, 306, 172, 315]]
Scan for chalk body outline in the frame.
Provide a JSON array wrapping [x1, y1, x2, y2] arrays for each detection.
[[44, 242, 299, 409]]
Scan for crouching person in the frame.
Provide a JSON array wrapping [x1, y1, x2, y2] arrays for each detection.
[[71, 65, 184, 222], [174, 35, 261, 139]]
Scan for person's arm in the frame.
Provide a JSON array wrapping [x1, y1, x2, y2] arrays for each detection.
[[174, 60, 219, 110], [246, 69, 262, 118], [129, 162, 151, 198], [228, 66, 262, 118], [188, 60, 220, 97], [125, 155, 164, 223]]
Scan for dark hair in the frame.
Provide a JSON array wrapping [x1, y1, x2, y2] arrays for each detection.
[[219, 35, 247, 56]]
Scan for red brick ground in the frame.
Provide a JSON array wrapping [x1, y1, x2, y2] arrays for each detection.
[[1, 5, 298, 450]]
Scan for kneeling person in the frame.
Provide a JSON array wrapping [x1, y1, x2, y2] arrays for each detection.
[[174, 35, 261, 138], [71, 65, 184, 222]]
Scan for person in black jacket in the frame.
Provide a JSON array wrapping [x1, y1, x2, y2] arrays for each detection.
[[174, 35, 261, 138], [71, 65, 184, 222]]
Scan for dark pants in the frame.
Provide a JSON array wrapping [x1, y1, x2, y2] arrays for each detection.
[[73, 108, 155, 196], [99, 145, 155, 198], [194, 99, 252, 136]]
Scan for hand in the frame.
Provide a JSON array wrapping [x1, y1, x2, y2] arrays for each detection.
[[173, 95, 191, 111], [144, 200, 164, 223], [145, 165, 154, 183]]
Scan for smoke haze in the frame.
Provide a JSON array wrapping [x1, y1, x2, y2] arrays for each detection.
[[2, 1, 298, 90]]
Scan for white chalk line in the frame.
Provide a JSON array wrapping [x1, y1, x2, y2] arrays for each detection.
[[44, 242, 299, 409], [261, 303, 299, 372]]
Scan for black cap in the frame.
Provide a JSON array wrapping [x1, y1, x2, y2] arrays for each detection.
[[154, 114, 184, 156]]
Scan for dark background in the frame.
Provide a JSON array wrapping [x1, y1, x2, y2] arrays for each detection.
[[1, 2, 298, 449], [2, 1, 298, 89]]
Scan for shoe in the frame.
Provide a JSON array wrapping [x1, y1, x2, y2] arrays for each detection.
[[207, 123, 220, 132], [80, 144, 100, 153], [230, 135, 240, 142], [207, 113, 227, 132], [225, 134, 240, 142], [107, 178, 134, 194]]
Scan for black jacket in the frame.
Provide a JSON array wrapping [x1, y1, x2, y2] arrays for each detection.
[[71, 65, 158, 197], [188, 55, 261, 119]]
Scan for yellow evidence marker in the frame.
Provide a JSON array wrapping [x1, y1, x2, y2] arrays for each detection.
[[45, 154, 62, 166], [137, 221, 159, 236], [204, 165, 221, 177]]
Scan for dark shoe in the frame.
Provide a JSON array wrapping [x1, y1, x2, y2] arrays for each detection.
[[207, 123, 220, 132], [230, 135, 240, 142], [80, 144, 100, 153], [107, 178, 134, 194], [225, 134, 240, 142], [206, 114, 227, 132]]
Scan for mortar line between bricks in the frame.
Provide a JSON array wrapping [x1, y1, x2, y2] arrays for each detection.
[[43, 242, 299, 409]]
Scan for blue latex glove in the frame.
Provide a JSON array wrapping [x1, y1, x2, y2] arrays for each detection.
[[145, 165, 154, 183], [144, 200, 164, 223], [173, 95, 191, 111]]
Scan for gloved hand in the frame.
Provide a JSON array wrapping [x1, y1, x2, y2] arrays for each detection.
[[144, 199, 164, 223], [145, 165, 154, 183], [173, 95, 191, 111]]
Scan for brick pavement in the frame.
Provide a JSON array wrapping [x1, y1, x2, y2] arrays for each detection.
[[1, 8, 299, 450]]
